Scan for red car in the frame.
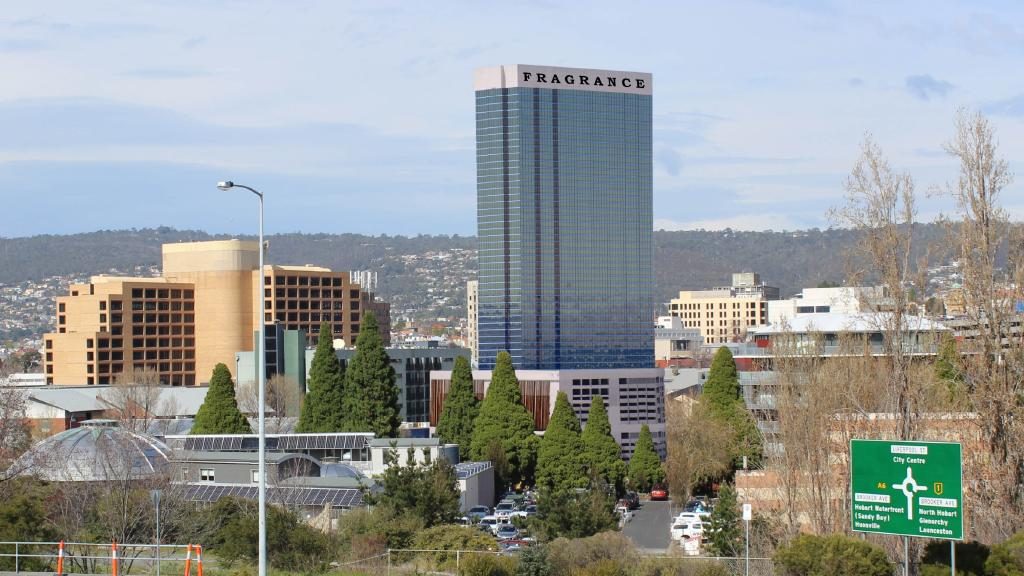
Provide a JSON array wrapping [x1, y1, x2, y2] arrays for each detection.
[[650, 484, 669, 501]]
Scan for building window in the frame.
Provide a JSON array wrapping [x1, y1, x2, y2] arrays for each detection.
[[200, 469, 215, 482]]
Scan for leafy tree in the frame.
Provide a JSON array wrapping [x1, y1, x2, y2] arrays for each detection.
[[342, 311, 401, 436], [581, 396, 626, 493], [437, 355, 479, 460], [370, 448, 462, 528], [296, 321, 346, 432], [627, 424, 663, 492], [536, 391, 586, 493], [191, 363, 252, 434], [774, 533, 893, 576], [0, 480, 56, 570], [470, 351, 538, 489], [987, 531, 1024, 576], [701, 346, 763, 468], [706, 484, 742, 557], [532, 484, 617, 541], [201, 497, 333, 572]]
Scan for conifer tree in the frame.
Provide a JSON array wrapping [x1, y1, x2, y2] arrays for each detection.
[[536, 391, 586, 492], [342, 311, 401, 437], [707, 483, 742, 557], [296, 321, 346, 433], [701, 346, 763, 468], [582, 396, 626, 492], [436, 355, 479, 460], [627, 424, 664, 492], [192, 363, 252, 434], [703, 346, 741, 413], [470, 351, 538, 489], [935, 333, 963, 385]]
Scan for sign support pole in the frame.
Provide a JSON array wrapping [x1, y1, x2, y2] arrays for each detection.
[[951, 540, 955, 576], [904, 536, 909, 576]]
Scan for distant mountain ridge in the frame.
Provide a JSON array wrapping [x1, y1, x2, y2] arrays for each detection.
[[0, 225, 951, 306]]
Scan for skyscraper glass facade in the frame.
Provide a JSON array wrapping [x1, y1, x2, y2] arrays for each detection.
[[476, 65, 654, 370]]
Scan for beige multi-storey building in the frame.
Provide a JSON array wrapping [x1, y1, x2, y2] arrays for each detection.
[[668, 273, 778, 345], [45, 240, 389, 386], [466, 280, 478, 367]]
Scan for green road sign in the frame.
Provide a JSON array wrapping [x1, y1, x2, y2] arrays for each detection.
[[850, 439, 963, 540]]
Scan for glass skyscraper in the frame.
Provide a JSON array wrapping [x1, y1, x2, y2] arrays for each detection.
[[475, 65, 654, 370]]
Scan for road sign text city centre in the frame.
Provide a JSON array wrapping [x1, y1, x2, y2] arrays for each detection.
[[850, 439, 963, 540]]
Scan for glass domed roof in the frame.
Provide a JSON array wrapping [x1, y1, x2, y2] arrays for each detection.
[[13, 420, 170, 482], [320, 462, 366, 480]]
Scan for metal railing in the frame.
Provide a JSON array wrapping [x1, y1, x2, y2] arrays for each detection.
[[0, 542, 201, 576]]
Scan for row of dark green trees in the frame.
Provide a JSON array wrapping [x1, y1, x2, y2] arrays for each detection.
[[190, 312, 401, 436], [435, 350, 663, 495], [189, 314, 664, 499]]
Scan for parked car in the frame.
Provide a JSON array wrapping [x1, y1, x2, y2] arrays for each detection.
[[512, 503, 537, 519], [495, 501, 517, 521], [495, 523, 520, 540], [478, 516, 499, 534], [670, 520, 704, 541], [625, 491, 640, 510], [467, 505, 491, 521], [675, 512, 702, 524], [650, 484, 669, 501]]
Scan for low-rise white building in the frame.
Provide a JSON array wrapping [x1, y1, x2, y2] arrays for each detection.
[[767, 286, 887, 326]]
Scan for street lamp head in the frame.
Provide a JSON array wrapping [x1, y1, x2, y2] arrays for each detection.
[[217, 181, 234, 191]]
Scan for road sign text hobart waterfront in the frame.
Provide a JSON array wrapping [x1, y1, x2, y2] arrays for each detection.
[[850, 439, 963, 540]]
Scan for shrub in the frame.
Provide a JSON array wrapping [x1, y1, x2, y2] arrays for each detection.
[[921, 540, 988, 576], [987, 531, 1024, 576], [516, 544, 551, 576], [547, 532, 637, 576], [774, 534, 892, 576], [412, 524, 497, 567], [460, 552, 517, 576]]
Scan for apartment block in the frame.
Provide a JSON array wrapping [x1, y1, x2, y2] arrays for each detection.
[[668, 272, 778, 345], [45, 240, 389, 386]]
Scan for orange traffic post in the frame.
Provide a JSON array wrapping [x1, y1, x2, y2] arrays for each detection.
[[56, 540, 65, 575], [183, 544, 192, 576], [196, 545, 203, 576], [111, 542, 118, 576]]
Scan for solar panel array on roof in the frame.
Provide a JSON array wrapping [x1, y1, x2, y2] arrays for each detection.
[[181, 484, 363, 507], [277, 435, 370, 451], [455, 461, 493, 479]]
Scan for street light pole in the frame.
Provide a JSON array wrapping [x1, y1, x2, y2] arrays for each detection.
[[217, 181, 267, 576]]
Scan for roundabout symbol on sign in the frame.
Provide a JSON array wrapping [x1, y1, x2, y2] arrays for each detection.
[[893, 466, 928, 520]]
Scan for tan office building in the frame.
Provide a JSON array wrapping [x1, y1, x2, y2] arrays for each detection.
[[45, 240, 389, 386], [668, 273, 778, 345]]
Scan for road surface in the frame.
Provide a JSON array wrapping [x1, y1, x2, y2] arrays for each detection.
[[623, 498, 671, 554]]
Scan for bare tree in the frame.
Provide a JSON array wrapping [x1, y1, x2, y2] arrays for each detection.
[[664, 399, 731, 502], [830, 135, 926, 441], [0, 387, 30, 490], [101, 368, 163, 432], [238, 373, 302, 432], [943, 108, 1022, 541]]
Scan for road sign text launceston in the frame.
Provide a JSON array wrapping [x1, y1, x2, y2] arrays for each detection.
[[850, 439, 963, 540]]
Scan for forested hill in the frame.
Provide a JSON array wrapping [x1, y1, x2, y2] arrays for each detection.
[[0, 224, 950, 303]]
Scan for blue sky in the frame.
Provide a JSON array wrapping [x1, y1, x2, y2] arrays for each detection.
[[1, 0, 1023, 237]]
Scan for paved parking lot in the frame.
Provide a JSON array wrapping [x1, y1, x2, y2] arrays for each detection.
[[622, 499, 671, 553]]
